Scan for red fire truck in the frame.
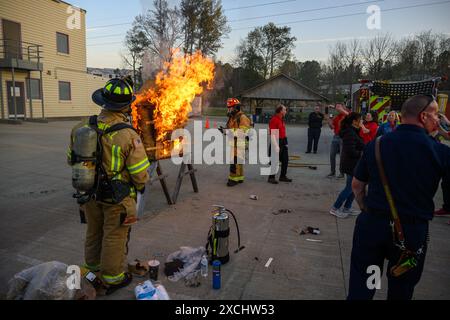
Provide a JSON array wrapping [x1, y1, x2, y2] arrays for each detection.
[[354, 77, 449, 123]]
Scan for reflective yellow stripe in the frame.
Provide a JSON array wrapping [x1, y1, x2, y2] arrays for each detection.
[[369, 95, 378, 106], [105, 83, 113, 92], [123, 87, 130, 95], [67, 148, 72, 159], [130, 186, 136, 198], [127, 158, 150, 175], [102, 272, 125, 284], [83, 263, 100, 271], [114, 87, 122, 94], [117, 147, 122, 170], [112, 173, 122, 180], [229, 175, 244, 182], [111, 145, 122, 172], [111, 145, 117, 171], [98, 122, 110, 131], [109, 131, 119, 139]]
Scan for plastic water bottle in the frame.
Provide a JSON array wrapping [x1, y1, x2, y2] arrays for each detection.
[[212, 260, 221, 289], [200, 255, 208, 277], [134, 280, 156, 300]]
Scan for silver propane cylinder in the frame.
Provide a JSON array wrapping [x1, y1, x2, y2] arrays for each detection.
[[211, 205, 230, 264], [72, 126, 98, 192]]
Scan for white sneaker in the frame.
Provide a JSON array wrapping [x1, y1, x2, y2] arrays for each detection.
[[342, 208, 360, 216], [329, 207, 348, 218]]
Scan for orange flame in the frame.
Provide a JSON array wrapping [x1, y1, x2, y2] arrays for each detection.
[[132, 50, 215, 141]]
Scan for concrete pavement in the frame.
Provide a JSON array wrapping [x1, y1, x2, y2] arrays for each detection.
[[0, 118, 449, 300]]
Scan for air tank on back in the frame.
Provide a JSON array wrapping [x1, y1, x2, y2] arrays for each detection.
[[72, 126, 98, 192]]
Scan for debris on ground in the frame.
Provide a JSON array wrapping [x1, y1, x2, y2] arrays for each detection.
[[249, 194, 258, 200], [300, 227, 321, 235], [165, 246, 205, 282], [272, 209, 292, 215], [265, 258, 274, 268], [164, 259, 184, 277], [291, 226, 302, 234], [128, 259, 149, 277], [254, 257, 259, 261], [135, 280, 170, 300], [306, 239, 323, 243], [7, 261, 95, 300], [184, 270, 201, 288]]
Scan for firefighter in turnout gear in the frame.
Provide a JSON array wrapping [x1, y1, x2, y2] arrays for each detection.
[[226, 98, 252, 187], [67, 76, 150, 294]]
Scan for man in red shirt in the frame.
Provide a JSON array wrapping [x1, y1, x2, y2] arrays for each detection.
[[268, 104, 292, 184], [327, 103, 350, 178]]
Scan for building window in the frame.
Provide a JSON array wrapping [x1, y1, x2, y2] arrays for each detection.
[[59, 81, 71, 101], [26, 78, 41, 99], [56, 32, 69, 54]]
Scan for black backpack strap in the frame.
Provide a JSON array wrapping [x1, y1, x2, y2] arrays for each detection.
[[88, 115, 135, 135], [104, 123, 136, 135], [88, 115, 105, 136], [89, 115, 98, 127]]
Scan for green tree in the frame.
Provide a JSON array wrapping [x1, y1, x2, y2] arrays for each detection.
[[133, 0, 182, 69], [122, 25, 150, 88], [263, 23, 296, 77], [210, 61, 264, 107], [323, 43, 345, 101], [298, 60, 322, 90], [180, 0, 201, 55], [235, 39, 266, 77], [361, 34, 395, 79], [237, 22, 296, 79], [279, 59, 299, 78], [180, 0, 229, 56]]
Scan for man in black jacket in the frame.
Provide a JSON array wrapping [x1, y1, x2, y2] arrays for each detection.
[[349, 95, 450, 300], [306, 105, 325, 154]]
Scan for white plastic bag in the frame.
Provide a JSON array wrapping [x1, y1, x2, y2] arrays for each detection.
[[7, 261, 75, 300], [165, 246, 206, 282], [135, 280, 170, 300]]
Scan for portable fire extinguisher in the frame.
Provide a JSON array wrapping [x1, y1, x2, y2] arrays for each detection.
[[206, 205, 245, 265]]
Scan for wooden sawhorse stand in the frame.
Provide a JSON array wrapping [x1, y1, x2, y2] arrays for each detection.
[[137, 160, 199, 217], [148, 160, 173, 205], [171, 161, 199, 204]]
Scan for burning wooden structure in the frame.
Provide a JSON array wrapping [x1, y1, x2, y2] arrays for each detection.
[[132, 100, 190, 206], [131, 50, 215, 207], [133, 101, 183, 161]]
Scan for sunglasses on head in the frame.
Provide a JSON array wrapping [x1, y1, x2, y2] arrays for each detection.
[[418, 94, 436, 114]]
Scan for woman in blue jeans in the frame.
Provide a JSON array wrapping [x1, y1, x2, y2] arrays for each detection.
[[330, 112, 365, 218]]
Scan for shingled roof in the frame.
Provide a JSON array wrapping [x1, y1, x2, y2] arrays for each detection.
[[239, 73, 329, 102]]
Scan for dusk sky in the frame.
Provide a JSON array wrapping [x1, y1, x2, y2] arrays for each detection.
[[68, 0, 450, 68]]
